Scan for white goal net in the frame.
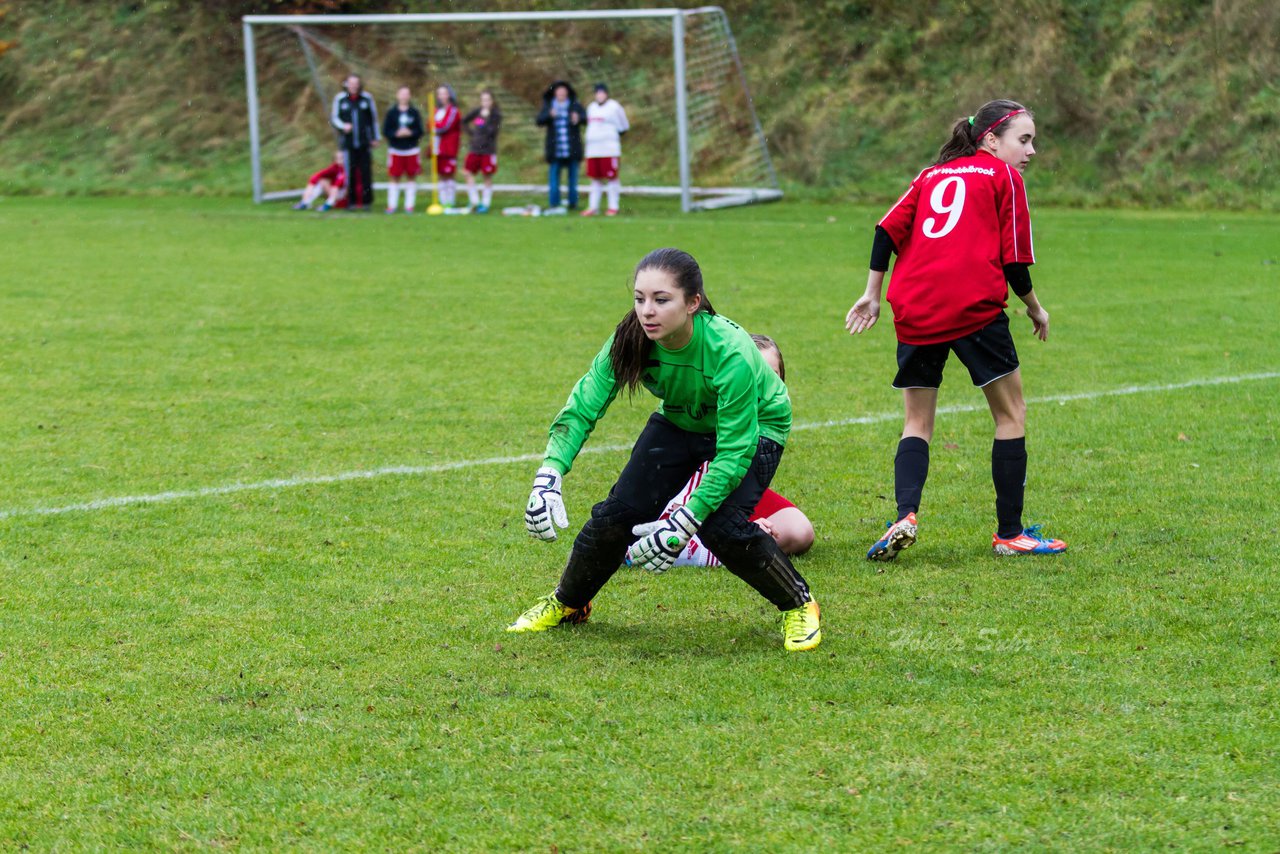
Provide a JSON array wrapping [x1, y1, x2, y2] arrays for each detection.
[[242, 8, 781, 212]]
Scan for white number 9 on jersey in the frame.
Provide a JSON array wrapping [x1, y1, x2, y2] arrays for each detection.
[[922, 176, 966, 239]]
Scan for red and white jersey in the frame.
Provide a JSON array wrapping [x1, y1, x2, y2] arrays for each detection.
[[658, 462, 793, 568], [585, 99, 630, 159], [434, 104, 461, 157], [662, 466, 717, 567], [878, 151, 1035, 345], [661, 462, 791, 522], [661, 464, 708, 523]]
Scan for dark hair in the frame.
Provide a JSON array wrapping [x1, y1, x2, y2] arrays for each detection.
[[610, 248, 715, 393], [750, 334, 785, 382], [480, 88, 498, 110], [935, 99, 1031, 165]]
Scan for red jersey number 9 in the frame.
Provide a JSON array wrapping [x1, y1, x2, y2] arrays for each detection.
[[922, 176, 966, 239]]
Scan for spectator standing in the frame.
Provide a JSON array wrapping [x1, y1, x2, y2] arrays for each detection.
[[330, 73, 379, 210], [535, 80, 586, 210], [382, 85, 425, 214], [582, 82, 629, 217], [462, 89, 502, 214], [433, 84, 462, 209]]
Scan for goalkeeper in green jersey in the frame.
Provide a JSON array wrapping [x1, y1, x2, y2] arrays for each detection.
[[511, 248, 821, 652]]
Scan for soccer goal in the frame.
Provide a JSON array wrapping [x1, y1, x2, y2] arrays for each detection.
[[242, 8, 781, 212]]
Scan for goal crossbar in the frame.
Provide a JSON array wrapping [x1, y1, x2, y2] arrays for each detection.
[[242, 7, 781, 212], [244, 10, 700, 25]]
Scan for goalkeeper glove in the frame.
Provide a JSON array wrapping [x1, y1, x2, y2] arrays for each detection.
[[626, 506, 702, 574], [525, 466, 569, 541]]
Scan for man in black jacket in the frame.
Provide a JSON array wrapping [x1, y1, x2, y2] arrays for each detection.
[[330, 74, 379, 210], [535, 80, 586, 210]]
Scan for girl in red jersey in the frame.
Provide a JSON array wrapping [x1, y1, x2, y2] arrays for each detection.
[[845, 99, 1067, 559], [432, 84, 462, 209]]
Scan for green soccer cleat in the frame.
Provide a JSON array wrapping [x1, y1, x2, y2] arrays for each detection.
[[506, 593, 592, 633], [781, 600, 822, 651]]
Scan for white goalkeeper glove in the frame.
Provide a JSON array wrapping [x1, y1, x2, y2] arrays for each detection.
[[626, 506, 702, 574], [525, 466, 569, 541]]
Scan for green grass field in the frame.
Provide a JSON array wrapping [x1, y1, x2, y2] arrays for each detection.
[[1, 195, 1278, 850]]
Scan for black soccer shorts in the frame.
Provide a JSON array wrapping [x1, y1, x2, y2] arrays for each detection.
[[893, 311, 1020, 389]]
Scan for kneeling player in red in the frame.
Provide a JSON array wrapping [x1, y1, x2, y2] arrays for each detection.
[[512, 248, 821, 651], [383, 86, 424, 214], [292, 150, 347, 211], [661, 462, 814, 567], [657, 335, 814, 567], [462, 89, 502, 213], [845, 99, 1067, 559]]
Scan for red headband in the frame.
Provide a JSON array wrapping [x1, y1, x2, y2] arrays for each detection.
[[976, 109, 1025, 141]]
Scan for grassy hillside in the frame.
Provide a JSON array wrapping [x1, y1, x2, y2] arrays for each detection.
[[1, 0, 1277, 208]]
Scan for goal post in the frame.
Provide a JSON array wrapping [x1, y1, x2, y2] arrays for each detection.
[[241, 8, 781, 212]]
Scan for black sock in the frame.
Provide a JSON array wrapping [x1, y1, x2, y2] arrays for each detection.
[[894, 437, 930, 519], [992, 437, 1027, 539]]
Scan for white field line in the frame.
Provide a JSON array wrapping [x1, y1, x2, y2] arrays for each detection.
[[2, 371, 1277, 521], [0, 447, 621, 521], [789, 370, 1280, 432]]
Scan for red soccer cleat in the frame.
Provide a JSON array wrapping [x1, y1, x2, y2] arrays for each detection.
[[992, 524, 1067, 555]]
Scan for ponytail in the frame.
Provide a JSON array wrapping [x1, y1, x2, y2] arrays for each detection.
[[935, 99, 1031, 165], [610, 247, 714, 393], [935, 116, 978, 164], [609, 311, 651, 394]]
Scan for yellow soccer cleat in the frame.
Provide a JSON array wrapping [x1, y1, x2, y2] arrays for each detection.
[[506, 594, 592, 633], [781, 600, 822, 652]]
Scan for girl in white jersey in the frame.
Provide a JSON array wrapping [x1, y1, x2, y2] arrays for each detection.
[[581, 82, 630, 217]]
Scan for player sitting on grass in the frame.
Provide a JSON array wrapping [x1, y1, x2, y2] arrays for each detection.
[[292, 151, 347, 211], [383, 85, 425, 214], [654, 334, 815, 567], [512, 248, 822, 652], [462, 89, 502, 214], [845, 98, 1067, 559]]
